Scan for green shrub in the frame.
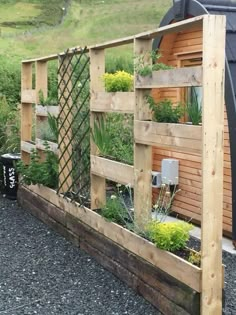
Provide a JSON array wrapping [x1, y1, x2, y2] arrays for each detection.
[[17, 145, 58, 189], [100, 195, 128, 225], [0, 56, 21, 108], [146, 221, 193, 252], [91, 114, 133, 164], [91, 116, 111, 156], [105, 55, 133, 74], [135, 50, 173, 77], [188, 251, 201, 266], [147, 96, 184, 123], [102, 71, 133, 92], [186, 90, 202, 125], [0, 96, 20, 155]]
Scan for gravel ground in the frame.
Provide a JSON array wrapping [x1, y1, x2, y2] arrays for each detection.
[[0, 194, 160, 315], [1, 194, 235, 315]]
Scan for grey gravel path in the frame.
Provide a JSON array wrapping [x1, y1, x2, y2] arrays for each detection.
[[0, 194, 160, 315]]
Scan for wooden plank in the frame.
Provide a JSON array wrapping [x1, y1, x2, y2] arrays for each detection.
[[21, 62, 33, 164], [90, 49, 106, 209], [80, 240, 197, 315], [19, 186, 200, 315], [24, 184, 202, 292], [91, 155, 134, 186], [89, 36, 134, 50], [35, 138, 58, 154], [201, 15, 226, 315], [21, 140, 35, 154], [35, 105, 59, 117], [135, 121, 202, 153], [135, 66, 202, 89], [91, 92, 135, 113], [21, 89, 36, 103], [36, 61, 48, 102], [22, 47, 89, 63], [35, 61, 48, 161], [135, 16, 203, 40], [134, 38, 153, 229]]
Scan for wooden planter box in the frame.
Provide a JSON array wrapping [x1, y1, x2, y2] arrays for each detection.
[[135, 66, 202, 89], [35, 105, 59, 117], [134, 121, 202, 154], [18, 184, 201, 315]]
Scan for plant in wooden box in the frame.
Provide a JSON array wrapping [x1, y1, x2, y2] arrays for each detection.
[[100, 183, 194, 257], [91, 115, 133, 164], [36, 113, 58, 153], [135, 50, 173, 77], [141, 95, 202, 153], [102, 71, 133, 92], [17, 143, 58, 189], [186, 90, 202, 125], [36, 90, 59, 117], [147, 96, 184, 123]]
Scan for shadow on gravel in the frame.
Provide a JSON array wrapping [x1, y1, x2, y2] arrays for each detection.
[[0, 195, 160, 315]]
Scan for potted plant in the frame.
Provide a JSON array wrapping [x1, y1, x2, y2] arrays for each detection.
[[134, 95, 202, 153], [36, 90, 59, 117], [185, 90, 202, 125]]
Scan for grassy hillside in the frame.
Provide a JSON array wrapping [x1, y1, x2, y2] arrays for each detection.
[[0, 0, 172, 60]]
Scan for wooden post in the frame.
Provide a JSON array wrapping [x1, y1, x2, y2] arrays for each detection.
[[134, 39, 153, 228], [90, 48, 106, 209], [58, 56, 73, 193], [201, 15, 226, 315], [21, 62, 33, 164], [35, 61, 48, 161]]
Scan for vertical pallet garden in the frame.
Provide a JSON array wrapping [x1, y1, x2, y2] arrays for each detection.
[[19, 15, 226, 315]]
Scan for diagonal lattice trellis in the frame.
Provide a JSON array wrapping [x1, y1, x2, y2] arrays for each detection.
[[57, 47, 90, 206]]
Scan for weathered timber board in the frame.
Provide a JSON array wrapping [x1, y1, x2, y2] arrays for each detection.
[[18, 185, 200, 315]]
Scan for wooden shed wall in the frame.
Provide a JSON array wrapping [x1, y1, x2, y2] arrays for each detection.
[[152, 26, 232, 234]]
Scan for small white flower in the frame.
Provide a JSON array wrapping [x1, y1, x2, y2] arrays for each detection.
[[110, 195, 117, 200], [116, 184, 121, 188]]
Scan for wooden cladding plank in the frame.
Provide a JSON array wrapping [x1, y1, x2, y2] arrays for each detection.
[[91, 155, 134, 187], [135, 66, 202, 89], [21, 89, 36, 103], [201, 15, 226, 315], [135, 121, 202, 153], [91, 92, 135, 113], [24, 184, 202, 292]]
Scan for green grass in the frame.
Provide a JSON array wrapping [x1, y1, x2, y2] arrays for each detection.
[[0, 0, 171, 60]]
